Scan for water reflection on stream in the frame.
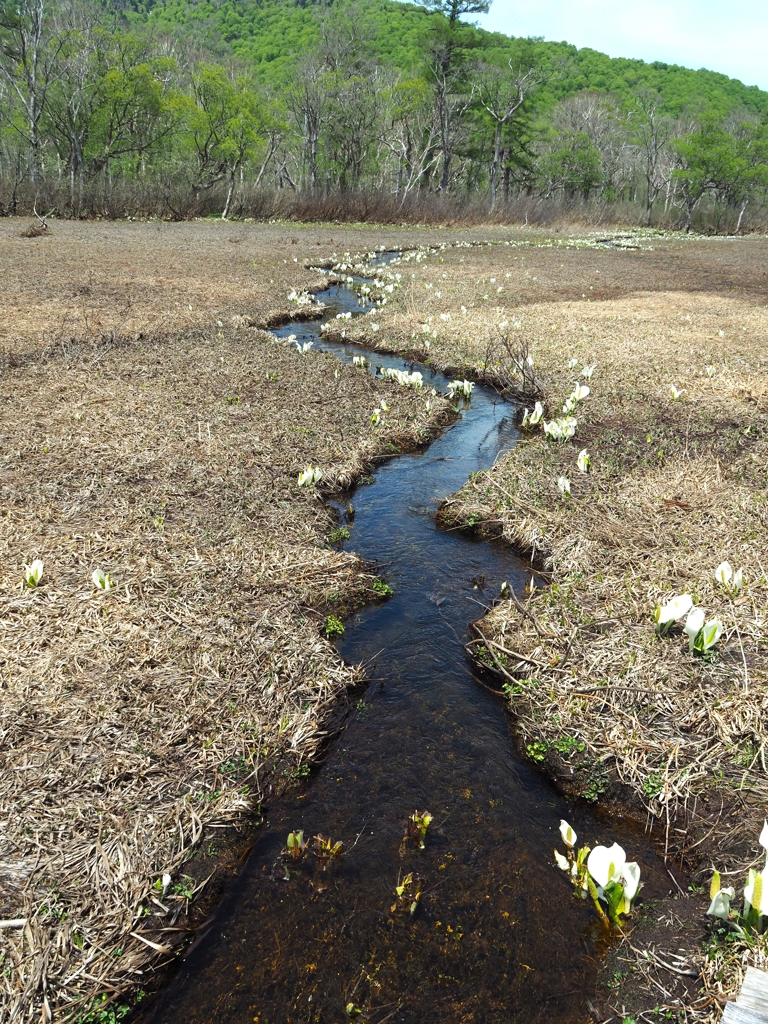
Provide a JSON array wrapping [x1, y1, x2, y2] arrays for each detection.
[[141, 255, 668, 1024]]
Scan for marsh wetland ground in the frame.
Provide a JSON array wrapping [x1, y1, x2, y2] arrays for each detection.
[[0, 219, 766, 1023]]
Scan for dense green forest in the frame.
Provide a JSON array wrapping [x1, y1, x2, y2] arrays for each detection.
[[2, 0, 768, 228]]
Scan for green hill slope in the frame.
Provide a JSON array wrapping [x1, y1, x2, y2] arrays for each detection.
[[131, 0, 768, 115]]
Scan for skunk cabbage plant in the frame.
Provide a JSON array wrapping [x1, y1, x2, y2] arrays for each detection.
[[715, 561, 743, 597], [557, 476, 571, 496], [24, 559, 44, 588], [92, 569, 114, 592], [653, 593, 693, 633], [522, 401, 544, 428], [298, 465, 323, 487], [707, 822, 768, 936], [447, 379, 474, 398], [554, 822, 642, 924]]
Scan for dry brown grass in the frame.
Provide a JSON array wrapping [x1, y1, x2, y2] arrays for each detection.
[[0, 222, 456, 1022]]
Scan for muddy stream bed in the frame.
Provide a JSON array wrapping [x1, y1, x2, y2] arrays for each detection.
[[139, 255, 672, 1024]]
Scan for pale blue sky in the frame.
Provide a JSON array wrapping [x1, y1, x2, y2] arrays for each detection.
[[471, 0, 768, 91]]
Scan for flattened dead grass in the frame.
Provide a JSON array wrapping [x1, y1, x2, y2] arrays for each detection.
[[0, 227, 449, 1021]]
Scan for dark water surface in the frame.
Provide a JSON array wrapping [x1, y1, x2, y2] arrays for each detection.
[[141, 256, 668, 1024]]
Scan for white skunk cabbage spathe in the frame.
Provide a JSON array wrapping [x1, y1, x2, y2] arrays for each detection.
[[557, 476, 571, 496], [707, 885, 735, 922], [298, 465, 323, 487], [559, 820, 577, 849], [572, 383, 590, 402], [447, 379, 474, 398], [581, 364, 596, 378], [92, 569, 114, 592], [528, 399, 548, 423], [24, 559, 44, 588], [697, 618, 723, 653], [760, 821, 768, 872], [653, 593, 693, 631], [577, 449, 590, 473], [554, 849, 570, 872], [715, 561, 743, 596], [568, 357, 579, 369], [587, 843, 626, 888], [684, 607, 705, 651]]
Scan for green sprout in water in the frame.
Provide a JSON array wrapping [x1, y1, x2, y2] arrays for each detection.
[[24, 559, 44, 588], [391, 871, 421, 916], [408, 810, 433, 850], [372, 579, 393, 597], [312, 834, 344, 870], [283, 830, 308, 861]]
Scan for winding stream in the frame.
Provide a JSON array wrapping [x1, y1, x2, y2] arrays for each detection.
[[141, 254, 668, 1024]]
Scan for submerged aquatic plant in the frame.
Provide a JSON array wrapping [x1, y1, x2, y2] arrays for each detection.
[[24, 559, 44, 588], [283, 831, 308, 863], [409, 810, 433, 850], [391, 872, 421, 916], [298, 465, 323, 487], [312, 834, 344, 870], [92, 569, 114, 592], [554, 821, 642, 924], [715, 561, 743, 597]]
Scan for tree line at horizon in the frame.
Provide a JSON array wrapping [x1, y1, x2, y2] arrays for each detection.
[[2, 0, 768, 229]]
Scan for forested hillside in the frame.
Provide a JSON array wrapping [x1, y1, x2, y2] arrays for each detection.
[[1, 0, 767, 229]]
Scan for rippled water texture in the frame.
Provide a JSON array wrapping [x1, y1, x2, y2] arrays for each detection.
[[141, 255, 667, 1024]]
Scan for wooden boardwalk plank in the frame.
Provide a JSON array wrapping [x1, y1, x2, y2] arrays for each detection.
[[739, 967, 768, 1014]]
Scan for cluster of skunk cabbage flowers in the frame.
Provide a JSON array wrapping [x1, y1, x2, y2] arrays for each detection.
[[352, 355, 368, 368], [708, 821, 768, 936], [292, 339, 313, 355], [382, 368, 423, 388], [24, 559, 44, 588], [447, 379, 474, 399], [287, 289, 314, 307], [298, 465, 323, 487], [562, 383, 590, 414], [544, 416, 577, 441], [555, 820, 642, 924], [653, 590, 724, 654], [521, 401, 543, 428]]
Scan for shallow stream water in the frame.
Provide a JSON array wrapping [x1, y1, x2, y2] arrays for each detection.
[[141, 255, 669, 1024]]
